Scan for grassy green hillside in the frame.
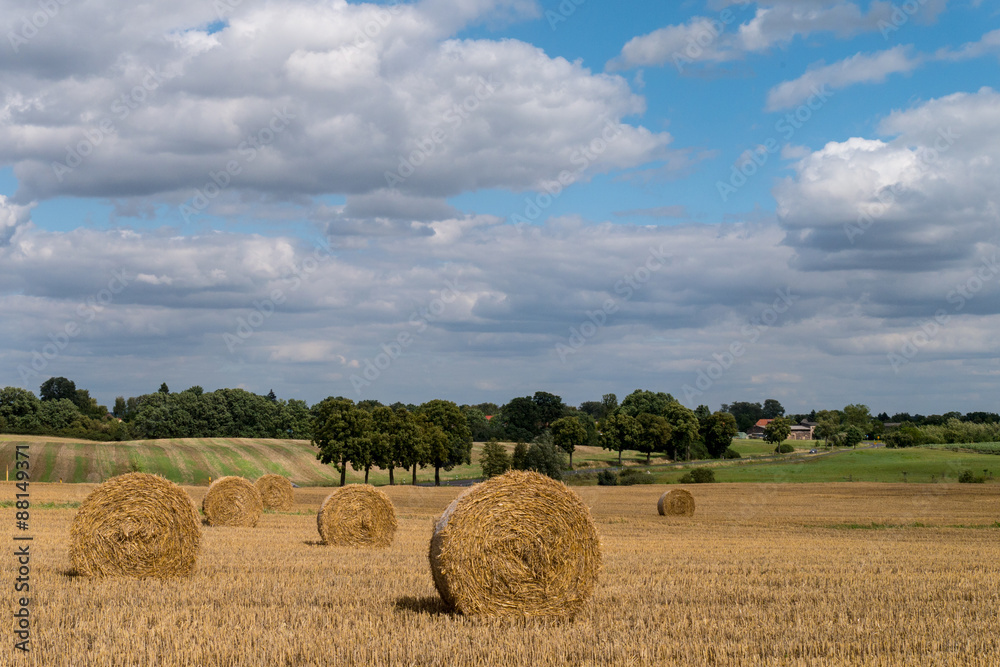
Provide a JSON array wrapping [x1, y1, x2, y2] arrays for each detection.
[[1, 434, 997, 486]]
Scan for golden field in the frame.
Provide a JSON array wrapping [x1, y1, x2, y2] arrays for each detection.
[[3, 482, 999, 666]]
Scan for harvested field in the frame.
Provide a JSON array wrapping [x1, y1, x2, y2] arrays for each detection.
[[3, 482, 999, 665]]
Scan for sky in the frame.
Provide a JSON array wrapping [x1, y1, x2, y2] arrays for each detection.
[[1, 0, 998, 415]]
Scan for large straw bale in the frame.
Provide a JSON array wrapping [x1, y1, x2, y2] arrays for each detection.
[[429, 470, 601, 618], [317, 485, 397, 547], [255, 474, 294, 511], [69, 472, 201, 578], [202, 476, 263, 527], [658, 488, 695, 516]]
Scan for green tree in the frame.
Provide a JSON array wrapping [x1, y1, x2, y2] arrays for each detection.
[[522, 440, 566, 480], [619, 389, 675, 418], [601, 411, 641, 465], [38, 398, 83, 431], [0, 387, 42, 432], [763, 417, 792, 446], [662, 402, 700, 461], [158, 383, 170, 394], [843, 425, 865, 449], [703, 411, 738, 458], [500, 396, 540, 440], [461, 405, 490, 441], [762, 399, 785, 419], [842, 404, 872, 434], [480, 439, 512, 478], [814, 409, 843, 446], [532, 391, 566, 429], [276, 399, 312, 439], [550, 416, 587, 468], [720, 401, 764, 433], [601, 393, 618, 419], [635, 413, 672, 464], [416, 399, 471, 486], [392, 408, 426, 485], [312, 397, 374, 486], [372, 406, 422, 485], [511, 442, 529, 470], [40, 377, 76, 402]]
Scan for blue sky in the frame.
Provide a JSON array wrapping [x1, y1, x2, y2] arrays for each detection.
[[1, 0, 999, 414]]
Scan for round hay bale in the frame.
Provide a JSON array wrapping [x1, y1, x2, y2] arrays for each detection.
[[317, 485, 397, 547], [69, 472, 201, 578], [202, 476, 263, 527], [254, 474, 294, 511], [658, 488, 695, 516], [429, 470, 601, 618]]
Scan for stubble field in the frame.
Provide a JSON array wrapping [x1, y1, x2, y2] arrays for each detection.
[[3, 482, 999, 666]]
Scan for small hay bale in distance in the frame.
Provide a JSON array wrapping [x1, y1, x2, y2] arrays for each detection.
[[317, 485, 397, 547], [202, 476, 263, 527], [69, 472, 201, 578], [254, 474, 294, 511], [429, 470, 601, 619], [658, 488, 695, 516]]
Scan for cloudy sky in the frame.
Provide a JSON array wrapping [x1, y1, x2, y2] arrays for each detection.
[[2, 0, 998, 414]]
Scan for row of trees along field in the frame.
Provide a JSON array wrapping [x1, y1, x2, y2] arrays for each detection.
[[2, 377, 998, 455]]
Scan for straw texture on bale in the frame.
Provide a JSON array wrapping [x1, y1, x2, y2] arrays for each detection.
[[69, 472, 201, 578], [254, 474, 294, 511], [202, 476, 263, 527], [658, 488, 695, 516], [317, 485, 397, 547], [429, 470, 601, 618]]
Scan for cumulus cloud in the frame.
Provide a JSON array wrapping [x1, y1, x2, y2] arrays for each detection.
[[775, 87, 1000, 272], [608, 0, 951, 72], [765, 46, 923, 111], [0, 0, 671, 209], [0, 195, 32, 245], [1, 206, 998, 409]]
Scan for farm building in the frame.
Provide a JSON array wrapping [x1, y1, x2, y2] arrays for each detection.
[[746, 419, 815, 440]]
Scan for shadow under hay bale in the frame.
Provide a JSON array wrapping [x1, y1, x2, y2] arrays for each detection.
[[254, 474, 294, 511], [69, 472, 201, 578], [317, 485, 397, 547], [202, 476, 263, 527], [658, 488, 695, 516], [393, 595, 454, 616], [429, 470, 601, 619]]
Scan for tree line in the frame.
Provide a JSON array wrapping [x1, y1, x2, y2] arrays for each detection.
[[2, 377, 998, 469]]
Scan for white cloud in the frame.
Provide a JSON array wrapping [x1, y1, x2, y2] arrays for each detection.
[[0, 0, 671, 208], [0, 195, 32, 245], [934, 28, 1000, 62], [766, 46, 922, 111], [775, 87, 1000, 271], [607, 1, 950, 72]]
